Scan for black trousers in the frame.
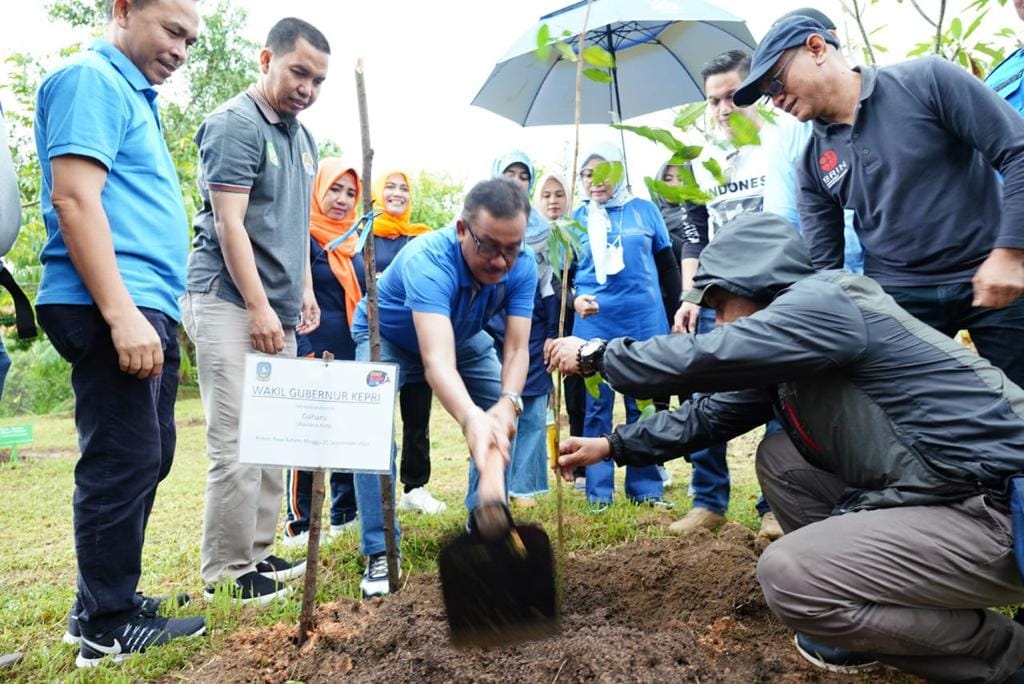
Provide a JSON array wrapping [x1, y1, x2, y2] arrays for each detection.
[[37, 304, 179, 635], [399, 381, 433, 492]]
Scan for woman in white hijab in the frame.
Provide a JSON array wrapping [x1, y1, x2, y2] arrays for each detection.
[[571, 143, 681, 511]]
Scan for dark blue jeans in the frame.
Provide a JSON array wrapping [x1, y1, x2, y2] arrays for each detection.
[[37, 304, 179, 635], [885, 282, 1024, 388]]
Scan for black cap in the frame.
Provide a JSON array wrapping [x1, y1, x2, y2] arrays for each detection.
[[733, 15, 839, 107], [776, 7, 837, 30]]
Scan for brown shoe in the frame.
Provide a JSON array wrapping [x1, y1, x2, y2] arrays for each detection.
[[667, 507, 726, 535], [756, 512, 784, 543]]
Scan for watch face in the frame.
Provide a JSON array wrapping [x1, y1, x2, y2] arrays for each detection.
[[581, 340, 602, 356]]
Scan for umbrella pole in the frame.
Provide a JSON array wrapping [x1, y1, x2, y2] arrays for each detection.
[[605, 25, 631, 190]]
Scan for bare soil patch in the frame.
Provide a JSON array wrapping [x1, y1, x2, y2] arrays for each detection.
[[184, 525, 905, 683]]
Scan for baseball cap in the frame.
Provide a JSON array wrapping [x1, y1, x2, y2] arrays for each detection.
[[776, 7, 837, 30], [732, 15, 839, 107]]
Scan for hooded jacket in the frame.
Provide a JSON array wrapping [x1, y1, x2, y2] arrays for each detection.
[[600, 213, 1024, 512]]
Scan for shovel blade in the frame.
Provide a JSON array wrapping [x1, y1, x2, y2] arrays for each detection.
[[439, 523, 558, 648]]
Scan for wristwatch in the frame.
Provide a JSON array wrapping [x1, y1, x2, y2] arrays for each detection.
[[501, 391, 524, 416], [577, 338, 607, 377]]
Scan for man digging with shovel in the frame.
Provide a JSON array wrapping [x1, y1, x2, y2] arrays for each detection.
[[548, 212, 1024, 682], [350, 178, 552, 608]]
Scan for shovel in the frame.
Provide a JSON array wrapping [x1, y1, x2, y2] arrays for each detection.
[[438, 445, 558, 648]]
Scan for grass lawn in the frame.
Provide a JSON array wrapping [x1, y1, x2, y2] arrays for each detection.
[[0, 391, 765, 682]]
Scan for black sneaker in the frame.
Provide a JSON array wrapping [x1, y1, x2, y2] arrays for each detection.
[[75, 613, 205, 668], [255, 554, 306, 582], [360, 553, 400, 598], [63, 592, 191, 645], [202, 570, 291, 606], [794, 633, 880, 673]]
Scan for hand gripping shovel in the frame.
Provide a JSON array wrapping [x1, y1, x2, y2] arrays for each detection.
[[439, 448, 558, 648]]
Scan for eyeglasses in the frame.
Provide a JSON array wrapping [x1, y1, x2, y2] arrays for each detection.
[[462, 220, 521, 265], [760, 49, 799, 99]]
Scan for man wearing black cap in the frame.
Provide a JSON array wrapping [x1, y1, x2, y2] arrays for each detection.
[[548, 212, 1024, 682], [760, 8, 863, 275], [732, 14, 1024, 392]]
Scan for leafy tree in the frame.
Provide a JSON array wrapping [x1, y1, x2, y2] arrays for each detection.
[[409, 170, 463, 229]]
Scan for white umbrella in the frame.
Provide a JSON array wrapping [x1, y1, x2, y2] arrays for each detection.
[[472, 0, 756, 127]]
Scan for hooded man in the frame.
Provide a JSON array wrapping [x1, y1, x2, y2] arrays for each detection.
[[548, 212, 1024, 682]]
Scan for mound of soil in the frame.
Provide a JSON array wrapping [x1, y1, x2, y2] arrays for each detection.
[[186, 525, 895, 683]]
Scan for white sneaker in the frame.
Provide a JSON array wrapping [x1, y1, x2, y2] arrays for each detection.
[[360, 553, 402, 598], [279, 530, 309, 548], [398, 487, 447, 514]]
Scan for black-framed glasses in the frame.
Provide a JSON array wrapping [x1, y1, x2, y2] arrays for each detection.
[[760, 49, 799, 99], [462, 220, 521, 264]]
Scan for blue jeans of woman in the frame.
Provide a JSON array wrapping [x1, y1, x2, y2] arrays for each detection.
[[689, 307, 730, 514], [508, 393, 549, 498], [584, 383, 663, 504]]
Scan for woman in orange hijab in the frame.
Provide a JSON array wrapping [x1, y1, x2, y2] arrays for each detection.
[[355, 170, 444, 515], [282, 158, 363, 547]]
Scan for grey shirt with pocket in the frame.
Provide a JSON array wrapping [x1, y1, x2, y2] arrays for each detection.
[[187, 87, 317, 326]]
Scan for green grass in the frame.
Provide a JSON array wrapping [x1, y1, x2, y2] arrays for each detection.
[[0, 395, 765, 682]]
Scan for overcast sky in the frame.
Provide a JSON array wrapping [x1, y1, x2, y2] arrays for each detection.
[[2, 0, 1021, 197]]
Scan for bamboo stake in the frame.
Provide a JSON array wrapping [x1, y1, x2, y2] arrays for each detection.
[[355, 57, 399, 592], [551, 0, 594, 612]]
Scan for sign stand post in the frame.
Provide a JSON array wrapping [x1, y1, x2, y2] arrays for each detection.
[[297, 352, 334, 646]]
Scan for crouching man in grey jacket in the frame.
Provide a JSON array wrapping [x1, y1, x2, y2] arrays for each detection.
[[548, 212, 1024, 683]]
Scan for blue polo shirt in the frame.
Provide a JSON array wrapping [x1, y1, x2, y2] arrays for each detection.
[[987, 47, 1024, 115], [34, 40, 189, 319], [351, 225, 536, 354]]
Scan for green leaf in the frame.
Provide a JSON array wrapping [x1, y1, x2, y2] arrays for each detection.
[[646, 177, 710, 205], [974, 43, 1004, 61], [728, 113, 761, 148], [702, 158, 726, 185], [612, 124, 683, 152], [584, 372, 605, 399], [668, 145, 703, 165], [673, 101, 707, 130], [583, 68, 613, 84], [582, 45, 615, 68], [907, 42, 932, 57], [554, 41, 577, 62], [591, 160, 623, 188], [963, 11, 986, 40], [535, 24, 551, 62], [637, 402, 657, 421], [756, 104, 778, 125], [950, 17, 962, 39]]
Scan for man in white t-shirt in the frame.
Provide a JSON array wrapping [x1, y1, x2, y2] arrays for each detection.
[[666, 49, 790, 540]]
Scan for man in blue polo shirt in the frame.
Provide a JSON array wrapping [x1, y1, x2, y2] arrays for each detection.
[[33, 0, 205, 668], [349, 178, 535, 597], [986, 1, 1024, 115], [733, 15, 1024, 389]]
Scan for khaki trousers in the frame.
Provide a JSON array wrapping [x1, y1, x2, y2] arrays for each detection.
[[181, 290, 296, 583], [755, 431, 1024, 683]]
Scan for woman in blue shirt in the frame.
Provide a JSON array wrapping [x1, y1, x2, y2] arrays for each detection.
[[572, 143, 680, 510]]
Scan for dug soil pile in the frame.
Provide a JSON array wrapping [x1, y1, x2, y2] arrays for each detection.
[[187, 525, 906, 683]]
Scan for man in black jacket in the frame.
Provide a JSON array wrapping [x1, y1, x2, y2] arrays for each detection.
[[548, 213, 1024, 682]]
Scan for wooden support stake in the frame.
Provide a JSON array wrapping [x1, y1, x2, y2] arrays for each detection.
[[297, 351, 334, 645], [355, 57, 399, 593]]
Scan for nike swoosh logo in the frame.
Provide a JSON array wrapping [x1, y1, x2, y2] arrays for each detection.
[[83, 636, 121, 655]]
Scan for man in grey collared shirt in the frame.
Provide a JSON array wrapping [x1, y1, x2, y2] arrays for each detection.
[[182, 16, 329, 605], [732, 15, 1024, 389]]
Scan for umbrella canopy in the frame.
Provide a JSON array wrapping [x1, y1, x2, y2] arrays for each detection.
[[472, 0, 756, 126]]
